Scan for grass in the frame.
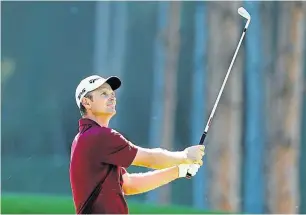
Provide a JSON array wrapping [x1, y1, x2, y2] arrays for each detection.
[[1, 193, 226, 214]]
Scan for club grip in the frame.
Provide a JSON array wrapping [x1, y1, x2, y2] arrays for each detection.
[[186, 132, 207, 179], [186, 172, 192, 179], [199, 131, 207, 145]]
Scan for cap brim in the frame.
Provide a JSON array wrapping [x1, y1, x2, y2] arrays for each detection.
[[105, 76, 121, 91]]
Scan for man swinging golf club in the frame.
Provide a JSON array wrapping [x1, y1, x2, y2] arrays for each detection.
[[69, 75, 205, 214]]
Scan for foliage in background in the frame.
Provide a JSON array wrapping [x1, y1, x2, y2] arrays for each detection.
[[1, 194, 225, 214]]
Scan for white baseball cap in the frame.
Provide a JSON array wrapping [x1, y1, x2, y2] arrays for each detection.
[[75, 75, 121, 108]]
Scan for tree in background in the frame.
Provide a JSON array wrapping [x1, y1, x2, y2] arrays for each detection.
[[266, 2, 305, 213], [205, 2, 243, 212], [159, 1, 182, 205]]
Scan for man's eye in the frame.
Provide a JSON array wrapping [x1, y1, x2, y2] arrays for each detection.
[[101, 92, 107, 96]]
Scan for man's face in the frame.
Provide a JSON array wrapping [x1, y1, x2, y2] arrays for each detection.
[[82, 83, 117, 116]]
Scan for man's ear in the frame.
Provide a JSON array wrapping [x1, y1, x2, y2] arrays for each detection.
[[81, 97, 91, 109]]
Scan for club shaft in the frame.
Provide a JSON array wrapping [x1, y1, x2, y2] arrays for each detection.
[[186, 27, 248, 179], [203, 29, 247, 138]]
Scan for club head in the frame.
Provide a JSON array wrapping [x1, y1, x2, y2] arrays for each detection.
[[238, 7, 251, 29], [238, 7, 250, 20]]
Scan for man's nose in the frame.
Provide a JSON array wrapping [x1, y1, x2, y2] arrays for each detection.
[[110, 96, 116, 102]]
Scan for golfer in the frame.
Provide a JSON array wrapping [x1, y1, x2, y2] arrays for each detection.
[[69, 75, 205, 214]]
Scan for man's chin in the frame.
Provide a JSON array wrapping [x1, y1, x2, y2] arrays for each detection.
[[107, 109, 116, 116], [94, 110, 116, 117]]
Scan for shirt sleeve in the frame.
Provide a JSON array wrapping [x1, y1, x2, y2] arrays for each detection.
[[91, 128, 138, 168]]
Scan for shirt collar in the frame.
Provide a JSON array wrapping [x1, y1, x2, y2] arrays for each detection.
[[78, 118, 100, 132]]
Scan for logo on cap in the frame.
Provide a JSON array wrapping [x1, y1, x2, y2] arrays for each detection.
[[89, 78, 100, 84], [78, 88, 86, 100]]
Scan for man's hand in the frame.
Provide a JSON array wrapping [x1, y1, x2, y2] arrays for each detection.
[[183, 145, 205, 165]]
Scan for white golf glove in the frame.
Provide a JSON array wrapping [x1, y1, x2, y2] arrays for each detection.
[[178, 164, 200, 178]]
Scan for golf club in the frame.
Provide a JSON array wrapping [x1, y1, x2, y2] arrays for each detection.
[[186, 7, 251, 179]]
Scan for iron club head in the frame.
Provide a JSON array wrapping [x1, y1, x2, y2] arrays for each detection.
[[238, 7, 251, 29], [238, 7, 250, 20]]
